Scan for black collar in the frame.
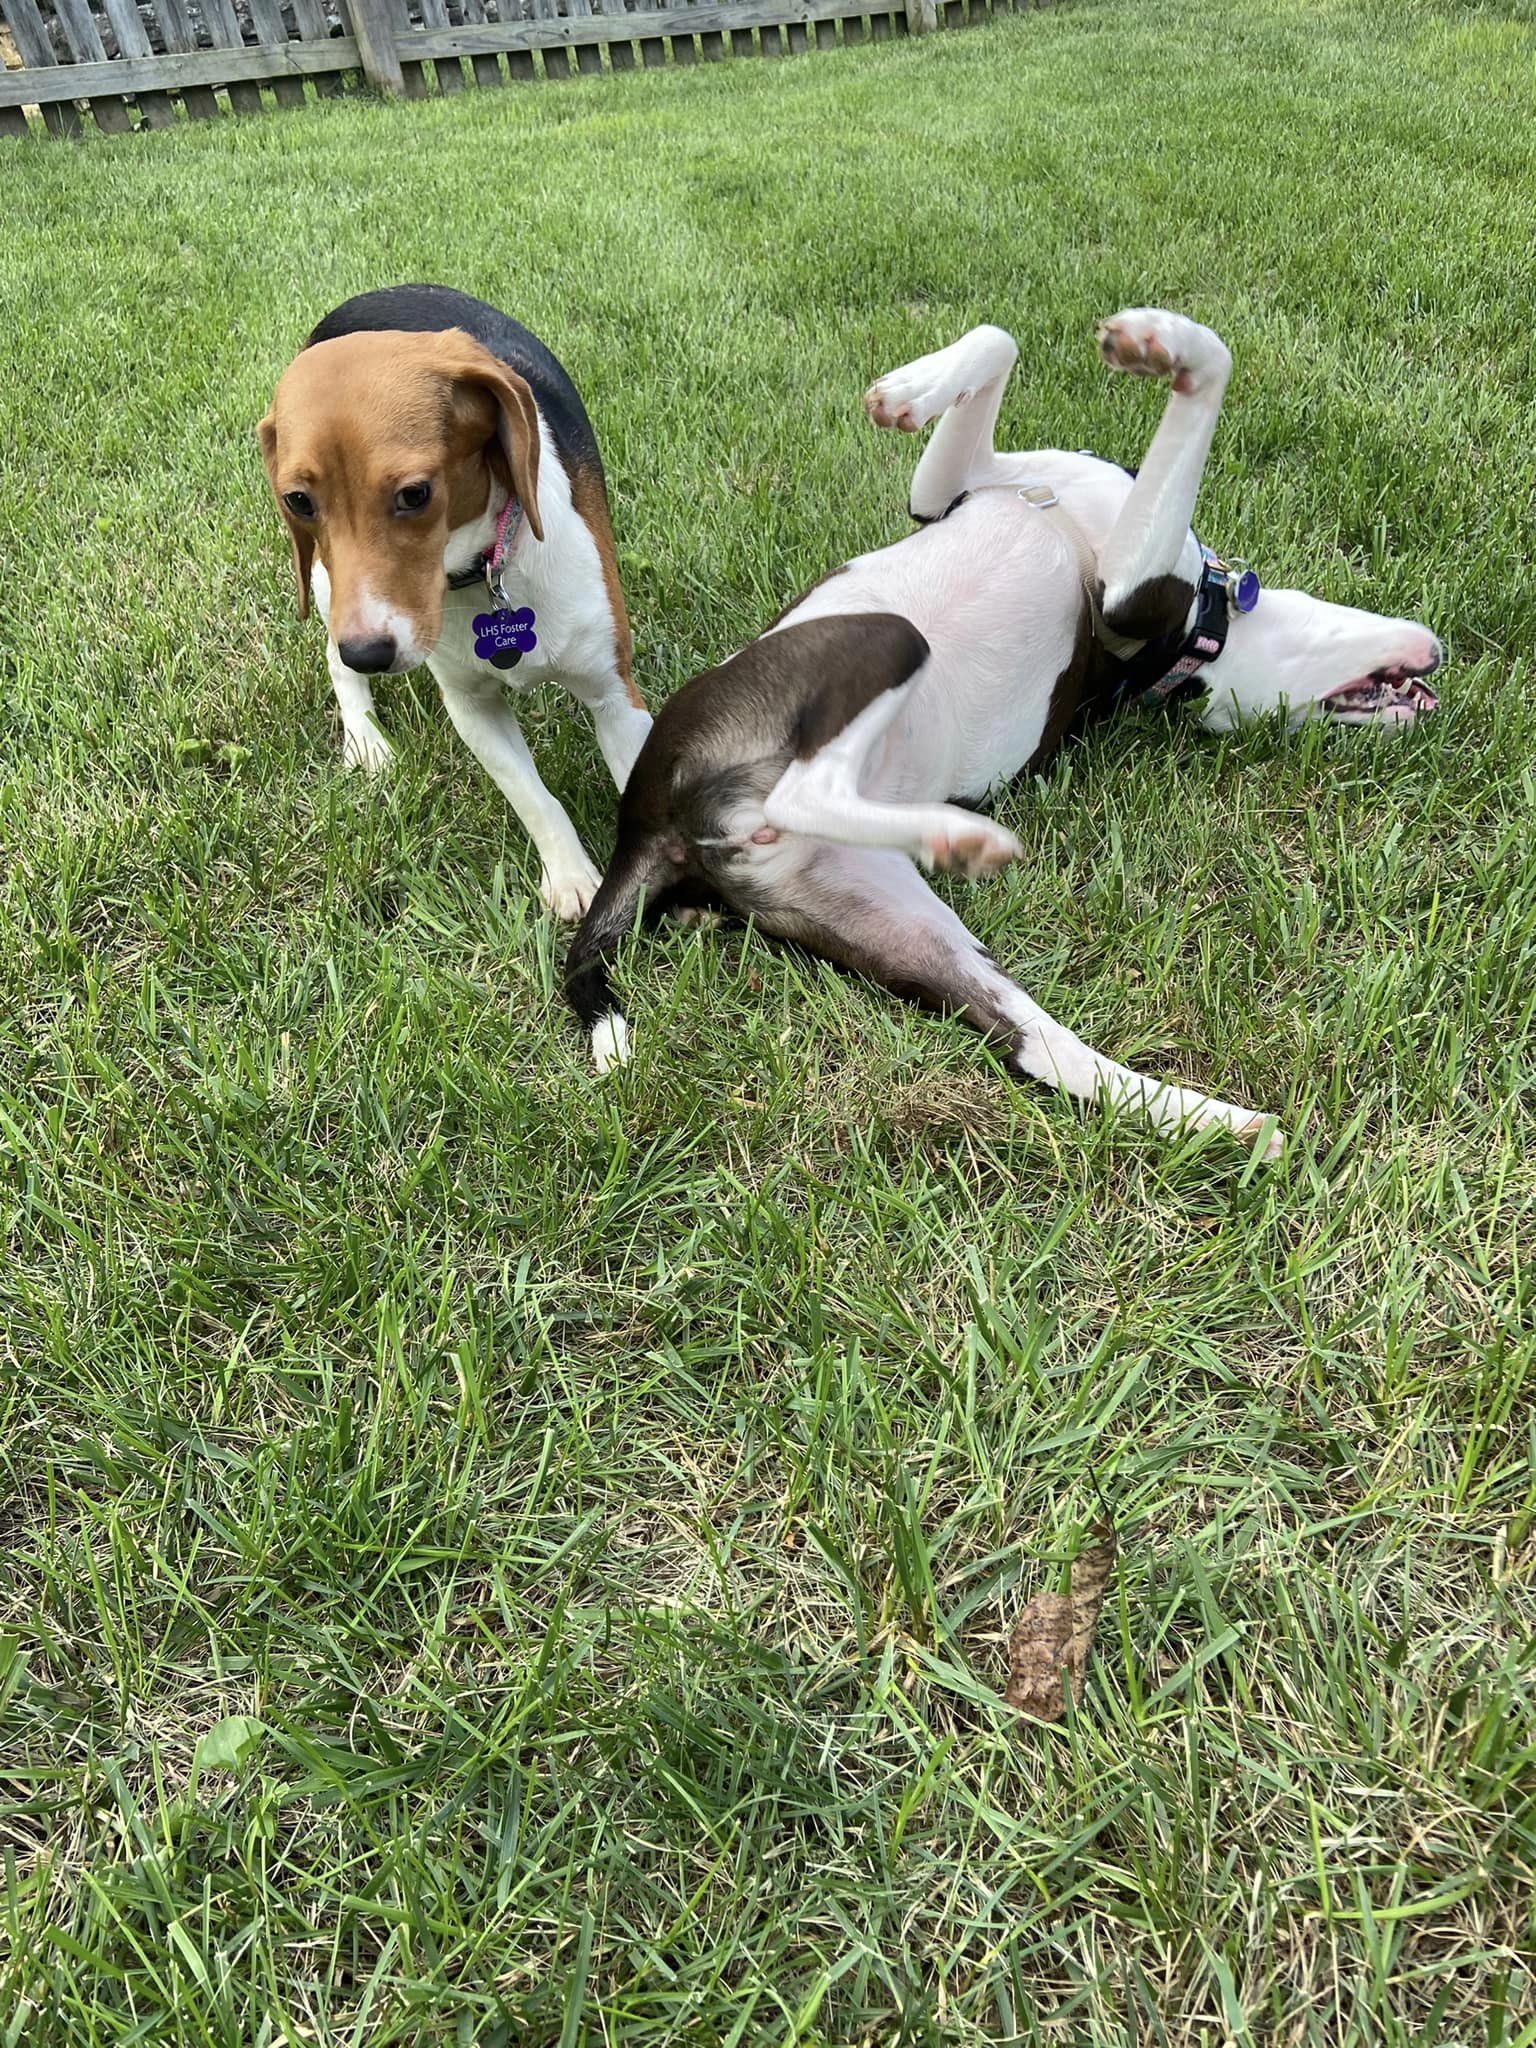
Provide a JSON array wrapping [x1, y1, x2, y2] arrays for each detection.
[[1109, 547, 1241, 709], [446, 554, 492, 591]]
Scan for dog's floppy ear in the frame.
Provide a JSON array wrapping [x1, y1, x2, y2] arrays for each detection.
[[438, 332, 544, 545], [257, 411, 314, 620]]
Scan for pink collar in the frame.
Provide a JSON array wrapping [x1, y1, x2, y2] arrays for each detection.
[[447, 493, 524, 600]]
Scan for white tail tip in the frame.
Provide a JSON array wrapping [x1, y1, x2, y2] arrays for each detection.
[[591, 1014, 631, 1075]]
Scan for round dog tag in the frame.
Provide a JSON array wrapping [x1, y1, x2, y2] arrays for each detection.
[[1231, 568, 1261, 613]]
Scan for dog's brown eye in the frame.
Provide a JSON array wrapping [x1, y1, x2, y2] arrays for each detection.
[[283, 490, 316, 520], [395, 482, 432, 514]]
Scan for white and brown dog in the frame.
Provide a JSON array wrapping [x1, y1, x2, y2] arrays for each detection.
[[259, 285, 651, 919], [566, 308, 1444, 1155]]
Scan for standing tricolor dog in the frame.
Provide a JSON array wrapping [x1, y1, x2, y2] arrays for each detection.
[[566, 308, 1444, 1154], [259, 285, 651, 919]]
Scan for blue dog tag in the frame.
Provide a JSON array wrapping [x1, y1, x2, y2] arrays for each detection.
[[1231, 567, 1261, 614], [473, 606, 538, 672]]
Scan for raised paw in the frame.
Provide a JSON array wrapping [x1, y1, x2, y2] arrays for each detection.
[[540, 857, 602, 923], [1096, 308, 1230, 396], [921, 816, 1024, 879], [864, 326, 1019, 434], [864, 365, 938, 434]]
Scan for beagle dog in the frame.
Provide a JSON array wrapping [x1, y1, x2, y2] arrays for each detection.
[[566, 307, 1444, 1155], [259, 285, 651, 919]]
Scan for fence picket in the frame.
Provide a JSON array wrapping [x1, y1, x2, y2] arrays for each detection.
[[200, 0, 264, 111], [290, 0, 344, 94], [3, 0, 79, 133], [97, 0, 171, 122], [634, 0, 664, 68], [48, 0, 133, 129], [416, 0, 463, 89], [593, 0, 633, 68], [382, 0, 428, 92], [145, 0, 218, 116], [457, 0, 503, 84], [504, 0, 534, 78], [531, 0, 570, 77], [243, 0, 306, 105], [566, 0, 603, 73]]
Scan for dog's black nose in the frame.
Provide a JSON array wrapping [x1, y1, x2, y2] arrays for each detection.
[[337, 635, 397, 674]]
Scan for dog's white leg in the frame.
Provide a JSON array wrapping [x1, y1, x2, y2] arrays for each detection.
[[761, 688, 1023, 877], [311, 566, 393, 774], [865, 326, 1023, 520], [325, 640, 395, 775], [561, 667, 653, 793], [437, 683, 602, 920], [1094, 308, 1231, 632], [754, 845, 1283, 1157]]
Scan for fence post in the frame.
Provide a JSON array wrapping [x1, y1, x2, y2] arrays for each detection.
[[344, 0, 404, 92], [906, 0, 939, 30]]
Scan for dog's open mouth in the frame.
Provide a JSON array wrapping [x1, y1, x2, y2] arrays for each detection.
[[1322, 662, 1441, 724]]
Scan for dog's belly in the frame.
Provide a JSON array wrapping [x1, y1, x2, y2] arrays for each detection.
[[775, 492, 1085, 802]]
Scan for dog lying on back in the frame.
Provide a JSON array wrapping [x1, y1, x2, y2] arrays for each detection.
[[259, 285, 651, 919], [565, 308, 1443, 1155]]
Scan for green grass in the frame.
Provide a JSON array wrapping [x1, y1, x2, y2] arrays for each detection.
[[3, 1, 1536, 2039]]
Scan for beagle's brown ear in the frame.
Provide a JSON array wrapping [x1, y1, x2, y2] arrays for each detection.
[[438, 333, 545, 545], [257, 412, 314, 620]]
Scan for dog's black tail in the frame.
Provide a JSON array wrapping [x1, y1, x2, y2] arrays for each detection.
[[565, 835, 679, 1073]]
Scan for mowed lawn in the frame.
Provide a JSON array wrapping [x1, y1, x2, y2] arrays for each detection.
[[3, 1, 1535, 2040]]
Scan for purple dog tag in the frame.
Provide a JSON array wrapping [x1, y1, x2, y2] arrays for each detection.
[[473, 606, 538, 671], [1232, 568, 1261, 614]]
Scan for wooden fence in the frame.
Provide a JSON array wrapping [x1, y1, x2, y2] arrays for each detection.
[[1, 0, 1033, 137]]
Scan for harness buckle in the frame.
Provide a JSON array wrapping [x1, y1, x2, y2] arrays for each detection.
[[1017, 483, 1060, 509]]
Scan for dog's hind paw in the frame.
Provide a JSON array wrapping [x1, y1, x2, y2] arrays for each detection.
[[1245, 1118, 1286, 1163], [920, 816, 1024, 879], [1096, 308, 1231, 396]]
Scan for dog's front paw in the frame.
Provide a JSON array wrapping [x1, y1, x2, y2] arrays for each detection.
[[341, 723, 394, 777], [540, 858, 602, 923], [865, 366, 936, 434], [920, 816, 1023, 879], [1096, 308, 1231, 395], [865, 327, 1018, 433]]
